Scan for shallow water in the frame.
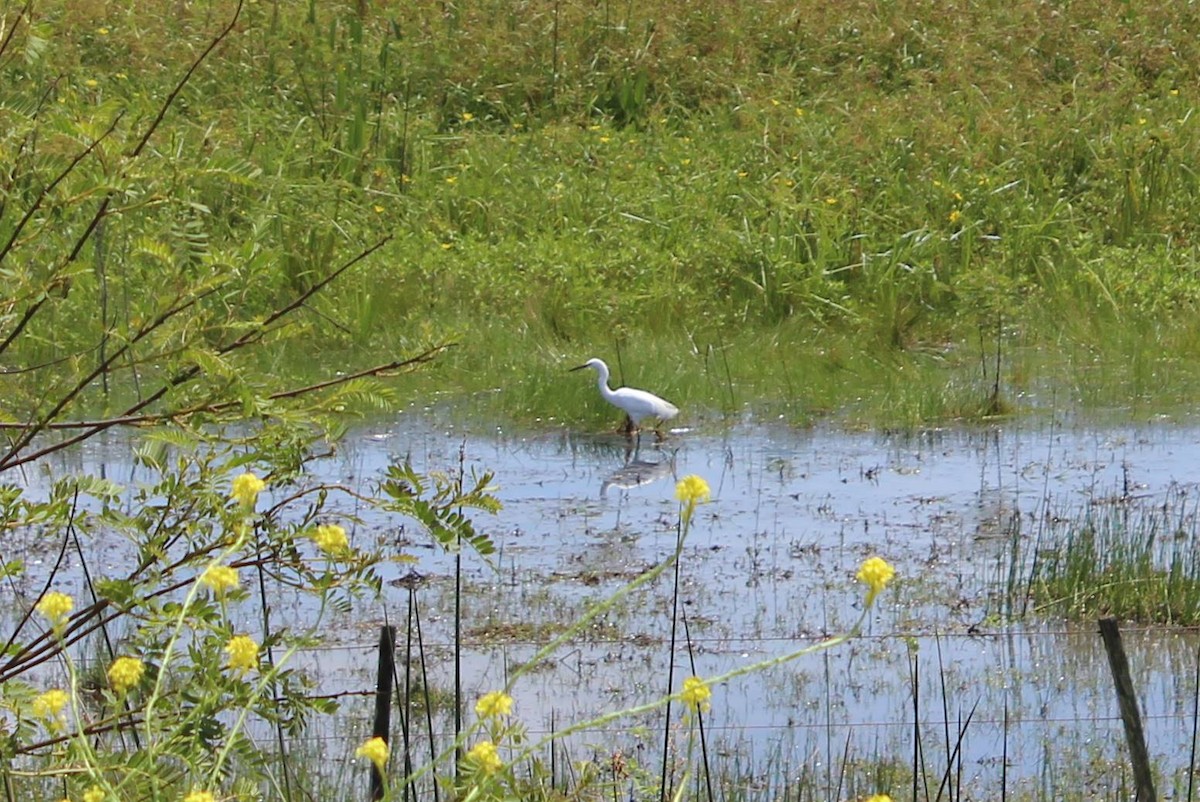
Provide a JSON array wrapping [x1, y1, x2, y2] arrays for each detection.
[[10, 413, 1200, 796]]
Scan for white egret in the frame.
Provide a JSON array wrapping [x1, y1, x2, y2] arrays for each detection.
[[570, 358, 678, 436]]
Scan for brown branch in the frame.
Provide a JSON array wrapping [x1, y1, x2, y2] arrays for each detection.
[[0, 0, 244, 391], [1, 223, 391, 471], [20, 713, 145, 756], [0, 0, 33, 67], [0, 343, 454, 431], [0, 109, 125, 266], [0, 289, 216, 471], [0, 75, 61, 228], [219, 234, 393, 356], [128, 0, 244, 159]]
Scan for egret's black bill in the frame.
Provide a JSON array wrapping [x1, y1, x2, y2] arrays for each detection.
[[569, 363, 590, 372]]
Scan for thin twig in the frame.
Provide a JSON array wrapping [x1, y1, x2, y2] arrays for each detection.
[[0, 236, 397, 471], [0, 0, 246, 462], [0, 345, 453, 431], [0, 289, 214, 471], [0, 109, 125, 267], [0, 0, 34, 69]]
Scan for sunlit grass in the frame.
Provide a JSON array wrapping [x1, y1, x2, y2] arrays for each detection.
[[8, 0, 1200, 430], [1027, 487, 1200, 624]]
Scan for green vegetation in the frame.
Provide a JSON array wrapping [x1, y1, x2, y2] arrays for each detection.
[[1024, 487, 1200, 624], [4, 1, 1200, 799], [4, 0, 1200, 428]]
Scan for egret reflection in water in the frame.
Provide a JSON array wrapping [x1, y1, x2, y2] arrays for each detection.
[[600, 455, 675, 498]]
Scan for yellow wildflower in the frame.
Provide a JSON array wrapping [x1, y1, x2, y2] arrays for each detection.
[[948, 209, 961, 224], [864, 796, 893, 802], [36, 591, 74, 629], [224, 635, 259, 675], [107, 656, 145, 694], [313, 523, 350, 556], [467, 740, 503, 774], [182, 792, 215, 802], [461, 112, 474, 122], [475, 690, 513, 718], [857, 556, 896, 606], [675, 474, 710, 525], [675, 475, 710, 505], [231, 472, 265, 510], [32, 689, 69, 722], [82, 785, 106, 802], [97, 26, 110, 35], [356, 736, 389, 771], [84, 79, 98, 88], [200, 564, 239, 595], [680, 675, 711, 713]]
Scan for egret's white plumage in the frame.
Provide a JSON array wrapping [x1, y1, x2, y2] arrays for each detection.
[[571, 358, 678, 431]]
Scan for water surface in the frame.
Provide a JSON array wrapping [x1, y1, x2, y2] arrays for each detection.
[[11, 413, 1200, 796]]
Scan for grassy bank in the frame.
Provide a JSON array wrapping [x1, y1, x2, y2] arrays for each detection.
[[4, 0, 1200, 426]]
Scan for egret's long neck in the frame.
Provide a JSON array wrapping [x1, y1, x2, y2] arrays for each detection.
[[594, 364, 615, 400]]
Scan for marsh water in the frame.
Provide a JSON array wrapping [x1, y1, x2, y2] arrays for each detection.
[[16, 411, 1200, 796]]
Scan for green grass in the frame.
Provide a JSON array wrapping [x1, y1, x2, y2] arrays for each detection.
[[1014, 485, 1200, 624], [6, 0, 1200, 430]]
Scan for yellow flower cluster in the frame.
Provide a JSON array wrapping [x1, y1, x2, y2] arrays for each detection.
[[356, 736, 389, 771], [674, 475, 711, 505], [864, 795, 893, 802], [32, 689, 69, 721], [467, 740, 503, 774], [857, 556, 896, 606], [182, 792, 214, 802], [82, 786, 106, 802], [225, 635, 260, 675], [107, 656, 145, 694], [231, 472, 265, 510], [313, 523, 350, 556], [680, 675, 711, 713], [201, 564, 239, 595], [675, 475, 711, 525], [474, 690, 513, 718], [37, 591, 74, 628]]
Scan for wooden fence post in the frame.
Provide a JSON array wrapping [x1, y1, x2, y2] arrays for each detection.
[[370, 625, 397, 801], [1098, 616, 1157, 802]]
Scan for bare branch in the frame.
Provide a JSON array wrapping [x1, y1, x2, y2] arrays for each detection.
[[1, 0, 244, 369], [0, 289, 217, 471], [0, 109, 125, 266], [219, 234, 393, 356], [0, 0, 33, 67], [128, 0, 244, 159], [0, 343, 455, 431]]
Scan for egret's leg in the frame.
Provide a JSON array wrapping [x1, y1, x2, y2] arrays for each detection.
[[620, 414, 637, 437]]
